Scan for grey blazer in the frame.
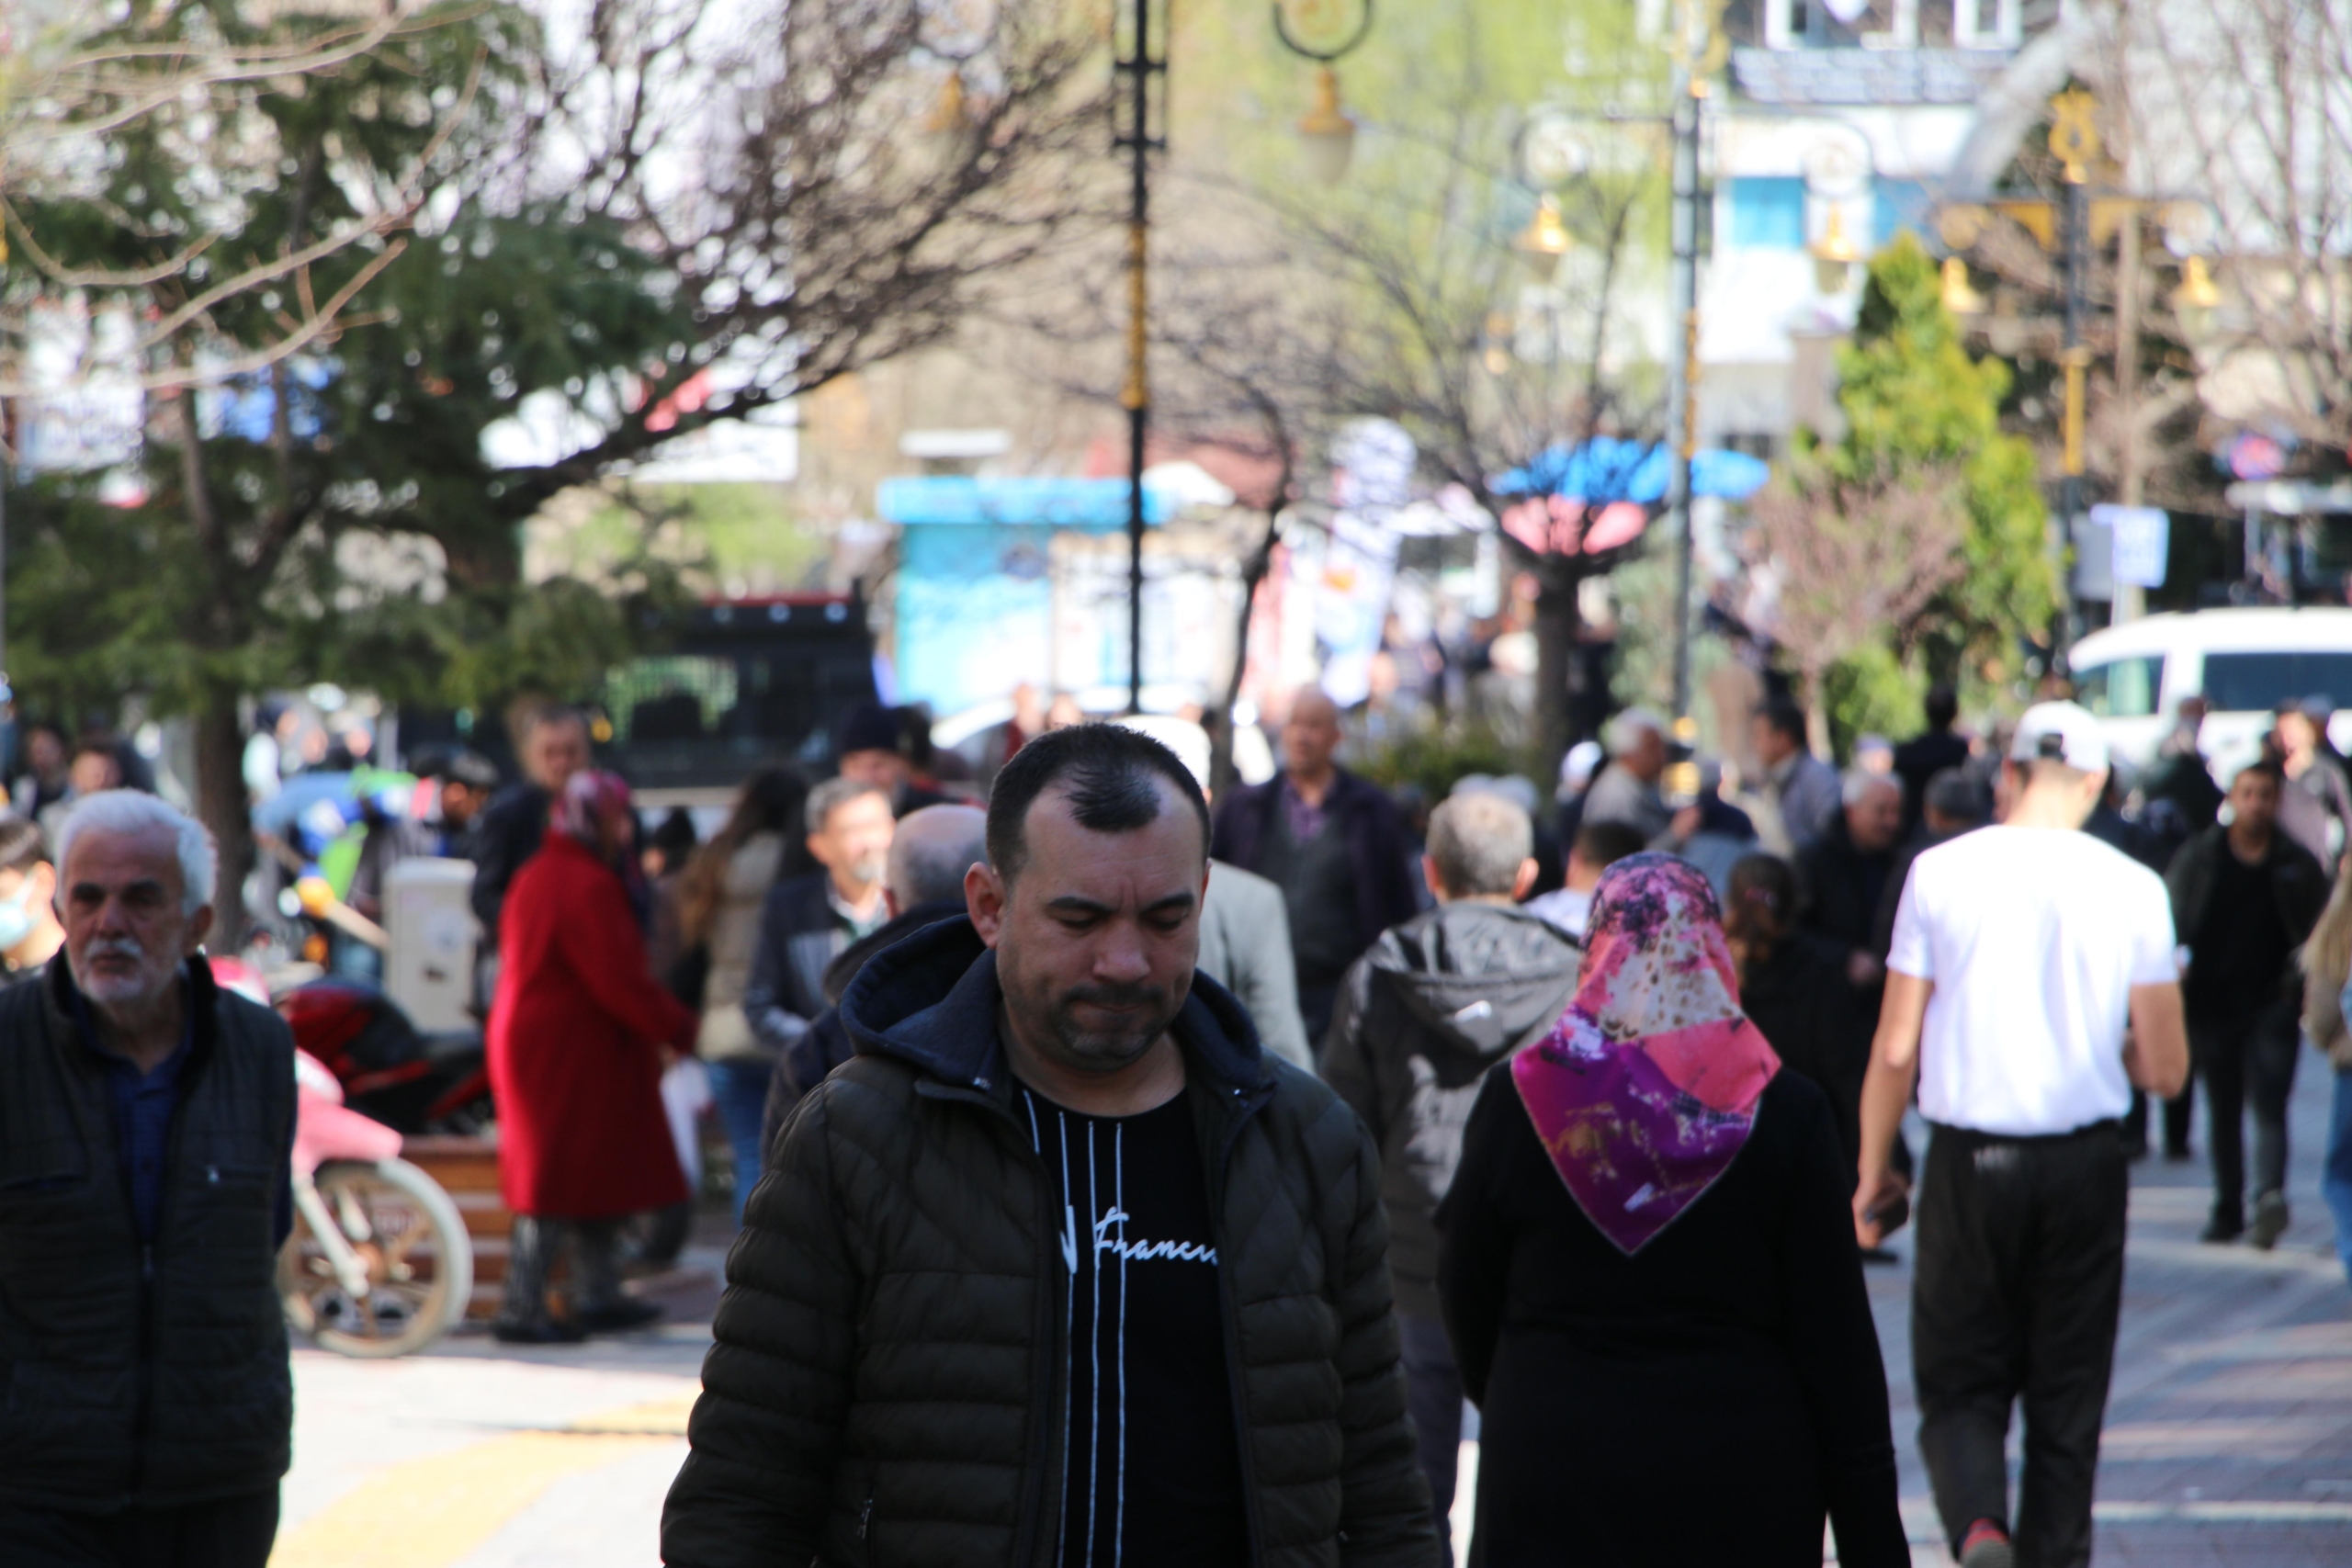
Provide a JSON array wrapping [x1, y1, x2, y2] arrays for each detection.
[[1197, 858, 1314, 1071]]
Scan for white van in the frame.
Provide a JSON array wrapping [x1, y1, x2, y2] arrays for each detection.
[[2069, 607, 2352, 781]]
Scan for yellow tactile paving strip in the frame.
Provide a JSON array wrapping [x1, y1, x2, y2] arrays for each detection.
[[269, 1393, 696, 1568]]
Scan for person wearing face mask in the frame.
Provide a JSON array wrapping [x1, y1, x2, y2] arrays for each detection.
[[486, 770, 698, 1344], [0, 818, 67, 985]]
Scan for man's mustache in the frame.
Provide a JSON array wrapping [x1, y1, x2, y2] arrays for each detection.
[[1061, 983, 1166, 1012]]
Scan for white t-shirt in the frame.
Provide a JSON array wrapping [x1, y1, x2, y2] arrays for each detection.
[[1887, 826, 2178, 1136]]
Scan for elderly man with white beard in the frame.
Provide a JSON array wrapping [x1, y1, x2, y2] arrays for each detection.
[[0, 790, 298, 1567]]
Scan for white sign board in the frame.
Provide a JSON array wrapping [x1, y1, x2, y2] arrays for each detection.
[[2093, 504, 2170, 589]]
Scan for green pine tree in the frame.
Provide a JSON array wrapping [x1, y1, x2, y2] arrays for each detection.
[[1829, 233, 2054, 700]]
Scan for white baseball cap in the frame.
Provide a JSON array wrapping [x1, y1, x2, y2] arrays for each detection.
[[2008, 700, 2109, 774]]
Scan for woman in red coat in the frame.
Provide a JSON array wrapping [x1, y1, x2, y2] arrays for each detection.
[[488, 769, 698, 1343]]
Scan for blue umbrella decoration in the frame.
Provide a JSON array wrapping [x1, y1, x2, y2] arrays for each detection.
[[1491, 436, 1770, 558]]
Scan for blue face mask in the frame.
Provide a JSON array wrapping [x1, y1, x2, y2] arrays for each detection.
[[0, 878, 41, 953]]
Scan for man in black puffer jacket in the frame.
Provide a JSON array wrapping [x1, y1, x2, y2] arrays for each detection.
[[664, 724, 1439, 1568], [0, 792, 296, 1566], [1319, 789, 1577, 1556]]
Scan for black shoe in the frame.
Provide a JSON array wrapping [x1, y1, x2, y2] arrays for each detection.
[[2164, 1144, 2194, 1162], [492, 1316, 587, 1345], [1958, 1519, 2015, 1568], [577, 1297, 664, 1334], [2251, 1190, 2290, 1250], [2200, 1216, 2244, 1244]]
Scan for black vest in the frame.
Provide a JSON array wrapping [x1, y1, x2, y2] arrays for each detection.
[[0, 959, 295, 1511]]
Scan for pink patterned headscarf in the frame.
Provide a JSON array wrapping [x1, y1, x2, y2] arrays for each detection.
[[1510, 852, 1781, 1254], [550, 769, 634, 845]]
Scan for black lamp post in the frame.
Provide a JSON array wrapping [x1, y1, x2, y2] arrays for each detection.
[[1112, 0, 1165, 715]]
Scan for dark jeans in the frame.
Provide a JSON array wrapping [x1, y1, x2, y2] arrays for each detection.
[[2191, 998, 2301, 1224], [2, 1487, 279, 1568], [1914, 1120, 2127, 1568], [1396, 1313, 1462, 1567]]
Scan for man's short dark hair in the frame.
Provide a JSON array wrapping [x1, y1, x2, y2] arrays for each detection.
[[1923, 767, 1984, 823], [1757, 698, 1807, 744], [0, 818, 48, 876], [986, 723, 1210, 884], [2235, 760, 2286, 791], [1925, 684, 1960, 731], [1572, 819, 1647, 870], [416, 748, 501, 792]]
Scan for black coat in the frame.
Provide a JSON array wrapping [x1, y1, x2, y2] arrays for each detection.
[[1739, 932, 1868, 1173], [469, 782, 550, 949], [1438, 1069, 1907, 1568], [662, 917, 1441, 1568], [2165, 826, 2328, 1008], [741, 874, 847, 1064], [760, 897, 968, 1154], [1798, 812, 1894, 959], [1211, 767, 1419, 973]]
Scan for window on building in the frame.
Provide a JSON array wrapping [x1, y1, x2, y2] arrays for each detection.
[[1726, 177, 1808, 248], [1952, 0, 2020, 47], [1873, 179, 1934, 247]]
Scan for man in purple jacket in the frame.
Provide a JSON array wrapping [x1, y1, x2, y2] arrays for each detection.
[[1211, 690, 1419, 1044]]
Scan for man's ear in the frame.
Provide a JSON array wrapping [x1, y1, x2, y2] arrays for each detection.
[[186, 904, 216, 954], [1421, 854, 1447, 904], [967, 863, 1008, 949], [1510, 857, 1539, 901], [883, 887, 901, 919]]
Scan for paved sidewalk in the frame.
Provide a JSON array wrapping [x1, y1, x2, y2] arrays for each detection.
[[279, 1073, 2352, 1567], [1871, 1058, 2352, 1566]]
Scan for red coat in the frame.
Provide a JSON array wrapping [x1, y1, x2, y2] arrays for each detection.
[[488, 831, 698, 1218]]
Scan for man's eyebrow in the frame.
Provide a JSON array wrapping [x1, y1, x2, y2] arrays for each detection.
[[69, 877, 167, 897], [1142, 889, 1198, 914], [1045, 895, 1115, 915]]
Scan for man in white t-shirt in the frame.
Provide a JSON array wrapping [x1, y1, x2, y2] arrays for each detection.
[[1856, 701, 2188, 1568]]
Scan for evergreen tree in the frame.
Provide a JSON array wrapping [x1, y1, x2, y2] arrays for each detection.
[[1829, 233, 2054, 696], [6, 2, 688, 936]]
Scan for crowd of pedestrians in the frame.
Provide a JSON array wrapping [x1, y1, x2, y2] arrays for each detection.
[[12, 669, 2352, 1568]]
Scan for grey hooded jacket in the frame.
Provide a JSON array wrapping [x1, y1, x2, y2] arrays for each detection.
[[1319, 902, 1580, 1320]]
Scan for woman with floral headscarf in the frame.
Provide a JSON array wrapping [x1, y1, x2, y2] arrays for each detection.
[[488, 769, 698, 1343], [1438, 854, 1905, 1566]]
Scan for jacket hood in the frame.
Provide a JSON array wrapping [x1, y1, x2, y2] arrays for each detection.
[[838, 915, 1268, 1095], [1368, 902, 1580, 1063], [820, 897, 969, 1005]]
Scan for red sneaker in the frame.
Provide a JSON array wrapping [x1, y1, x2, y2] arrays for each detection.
[[1958, 1518, 2014, 1568]]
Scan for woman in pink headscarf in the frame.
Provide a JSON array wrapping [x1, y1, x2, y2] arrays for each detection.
[[488, 770, 698, 1343], [1438, 853, 1905, 1566]]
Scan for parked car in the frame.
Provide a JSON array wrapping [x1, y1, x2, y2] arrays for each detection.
[[2071, 606, 2352, 781]]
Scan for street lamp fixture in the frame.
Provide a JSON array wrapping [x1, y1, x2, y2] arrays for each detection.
[[1514, 195, 1573, 281], [1809, 205, 1861, 295], [1272, 0, 1374, 186], [1296, 67, 1356, 186], [1939, 255, 1985, 316], [2171, 254, 2221, 335]]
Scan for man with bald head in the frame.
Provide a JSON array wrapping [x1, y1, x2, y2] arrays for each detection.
[[760, 804, 990, 1147], [1212, 688, 1419, 1043]]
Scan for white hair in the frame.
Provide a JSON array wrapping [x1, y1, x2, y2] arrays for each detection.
[[52, 790, 218, 914], [1606, 708, 1666, 757], [1841, 767, 1902, 808]]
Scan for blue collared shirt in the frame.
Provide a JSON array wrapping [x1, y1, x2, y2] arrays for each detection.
[[79, 982, 292, 1247]]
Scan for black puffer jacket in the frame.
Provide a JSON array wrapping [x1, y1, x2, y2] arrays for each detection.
[[662, 917, 1439, 1568], [0, 958, 295, 1511], [1318, 902, 1579, 1321]]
